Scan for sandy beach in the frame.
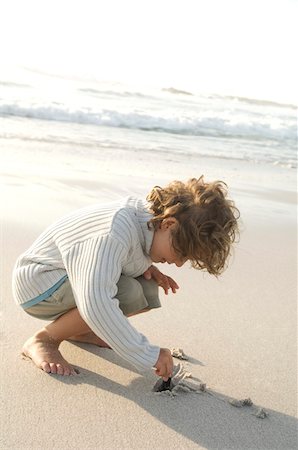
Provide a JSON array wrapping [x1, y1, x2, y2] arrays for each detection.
[[0, 134, 297, 449]]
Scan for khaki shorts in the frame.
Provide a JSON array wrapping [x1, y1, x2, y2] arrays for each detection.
[[25, 275, 161, 321]]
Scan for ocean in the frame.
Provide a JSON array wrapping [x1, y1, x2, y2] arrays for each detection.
[[0, 67, 296, 169]]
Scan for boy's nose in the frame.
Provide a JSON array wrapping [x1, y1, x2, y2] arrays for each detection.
[[175, 257, 188, 267], [175, 260, 184, 267]]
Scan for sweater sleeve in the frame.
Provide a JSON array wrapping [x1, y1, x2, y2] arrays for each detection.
[[63, 233, 160, 371]]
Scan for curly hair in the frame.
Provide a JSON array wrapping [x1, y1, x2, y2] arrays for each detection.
[[147, 176, 240, 276]]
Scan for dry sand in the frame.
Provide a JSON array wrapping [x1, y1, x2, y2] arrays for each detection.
[[0, 148, 297, 449]]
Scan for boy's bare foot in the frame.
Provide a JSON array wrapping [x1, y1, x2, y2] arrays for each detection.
[[68, 331, 111, 348], [22, 330, 77, 376]]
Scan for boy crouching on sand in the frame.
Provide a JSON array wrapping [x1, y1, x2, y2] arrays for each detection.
[[12, 177, 239, 380]]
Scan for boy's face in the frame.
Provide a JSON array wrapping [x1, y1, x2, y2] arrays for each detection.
[[149, 218, 186, 267]]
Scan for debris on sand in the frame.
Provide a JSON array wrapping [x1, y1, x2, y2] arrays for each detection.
[[171, 348, 189, 360]]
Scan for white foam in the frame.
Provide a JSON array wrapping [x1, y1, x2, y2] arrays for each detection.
[[1, 101, 295, 144]]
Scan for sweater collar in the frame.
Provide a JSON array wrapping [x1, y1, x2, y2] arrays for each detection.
[[138, 201, 154, 257], [125, 197, 154, 257]]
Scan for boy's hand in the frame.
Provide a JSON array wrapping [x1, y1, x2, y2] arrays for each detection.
[[154, 348, 173, 380], [143, 265, 179, 295]]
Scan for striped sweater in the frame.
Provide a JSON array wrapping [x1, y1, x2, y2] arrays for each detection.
[[12, 197, 160, 371]]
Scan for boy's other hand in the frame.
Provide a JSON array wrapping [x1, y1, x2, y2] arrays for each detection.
[[154, 348, 173, 380], [143, 266, 179, 295]]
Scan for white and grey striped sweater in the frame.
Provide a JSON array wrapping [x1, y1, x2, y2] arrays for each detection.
[[12, 197, 160, 371]]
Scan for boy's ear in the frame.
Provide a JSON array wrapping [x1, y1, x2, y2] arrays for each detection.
[[161, 217, 178, 230]]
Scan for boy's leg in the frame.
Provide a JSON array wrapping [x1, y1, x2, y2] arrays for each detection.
[[68, 276, 153, 345], [69, 308, 150, 343], [22, 307, 91, 376], [23, 306, 151, 376], [70, 276, 154, 344], [23, 275, 159, 376]]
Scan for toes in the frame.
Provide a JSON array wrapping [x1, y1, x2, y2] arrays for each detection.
[[40, 361, 51, 373], [40, 361, 76, 376], [63, 366, 71, 376], [60, 364, 78, 376], [49, 362, 57, 374], [56, 364, 64, 375]]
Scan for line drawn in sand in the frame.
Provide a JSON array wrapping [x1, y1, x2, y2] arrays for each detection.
[[152, 348, 269, 420]]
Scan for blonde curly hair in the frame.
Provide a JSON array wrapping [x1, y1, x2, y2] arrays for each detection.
[[147, 176, 240, 275]]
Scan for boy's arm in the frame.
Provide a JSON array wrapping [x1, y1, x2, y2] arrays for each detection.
[[64, 234, 161, 372]]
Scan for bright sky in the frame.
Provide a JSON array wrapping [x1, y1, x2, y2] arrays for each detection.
[[0, 0, 297, 102]]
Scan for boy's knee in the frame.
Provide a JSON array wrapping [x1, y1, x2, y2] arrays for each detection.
[[136, 277, 159, 303], [116, 275, 161, 315], [117, 276, 144, 302], [116, 276, 147, 315]]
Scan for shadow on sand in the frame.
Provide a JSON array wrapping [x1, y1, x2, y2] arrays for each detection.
[[51, 342, 298, 450]]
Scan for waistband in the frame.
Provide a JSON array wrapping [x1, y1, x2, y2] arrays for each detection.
[[20, 275, 68, 309]]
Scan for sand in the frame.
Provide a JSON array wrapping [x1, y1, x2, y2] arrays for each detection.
[[0, 144, 297, 449]]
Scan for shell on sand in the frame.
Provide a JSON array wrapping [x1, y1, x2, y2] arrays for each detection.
[[171, 348, 189, 360]]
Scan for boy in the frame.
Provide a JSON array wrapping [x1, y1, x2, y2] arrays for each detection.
[[12, 176, 239, 380]]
